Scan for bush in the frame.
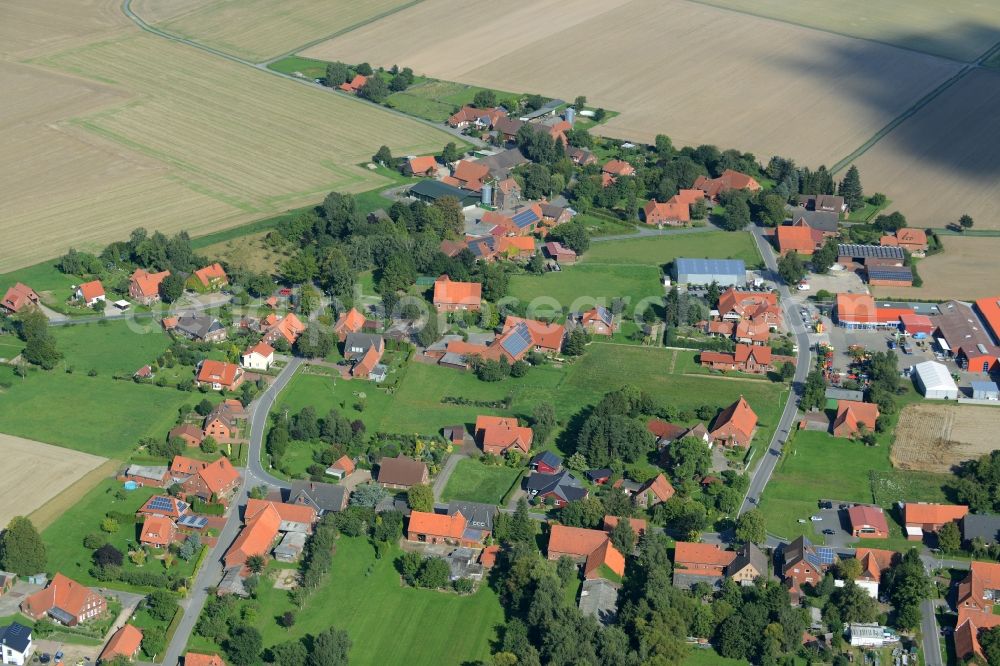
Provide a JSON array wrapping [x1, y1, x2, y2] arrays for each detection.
[[101, 518, 120, 533], [83, 533, 108, 549], [453, 578, 475, 594]]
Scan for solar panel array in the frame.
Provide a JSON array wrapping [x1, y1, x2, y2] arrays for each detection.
[[838, 244, 905, 260], [147, 496, 177, 512], [815, 547, 836, 565], [512, 208, 540, 229], [501, 322, 533, 358], [178, 515, 208, 529], [867, 266, 913, 282], [595, 305, 612, 326]]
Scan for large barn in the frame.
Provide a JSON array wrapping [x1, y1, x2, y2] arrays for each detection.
[[912, 361, 959, 400], [672, 258, 746, 287]]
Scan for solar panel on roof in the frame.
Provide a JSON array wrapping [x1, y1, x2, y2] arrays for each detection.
[[816, 547, 836, 565], [147, 497, 175, 511], [512, 208, 539, 228], [595, 305, 612, 326], [867, 267, 912, 282], [178, 515, 208, 528], [501, 322, 533, 358]]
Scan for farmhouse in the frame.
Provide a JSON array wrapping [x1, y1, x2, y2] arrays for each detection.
[[171, 314, 227, 343], [954, 562, 1000, 661], [444, 159, 490, 192], [225, 501, 316, 571], [140, 515, 177, 548], [672, 542, 736, 589], [833, 293, 910, 330], [781, 536, 835, 589], [692, 169, 761, 201], [1, 283, 40, 314], [577, 306, 616, 336], [0, 622, 32, 665], [776, 222, 823, 256], [501, 316, 565, 354], [854, 548, 896, 599], [880, 228, 928, 253], [710, 396, 758, 448], [799, 194, 847, 214], [129, 268, 170, 305], [338, 74, 367, 94], [727, 543, 769, 586], [171, 455, 241, 504], [832, 400, 880, 438], [547, 525, 625, 580], [673, 258, 746, 286], [193, 263, 228, 289], [847, 505, 890, 539], [21, 573, 106, 626], [74, 280, 105, 306], [377, 455, 428, 490], [403, 155, 439, 177], [447, 106, 505, 130], [333, 307, 371, 341], [543, 241, 577, 263], [475, 415, 533, 456], [633, 474, 675, 508], [203, 399, 246, 441], [99, 624, 143, 663], [406, 511, 483, 547], [717, 288, 781, 326], [935, 300, 1000, 374], [837, 243, 905, 269], [286, 481, 349, 515], [241, 341, 274, 371], [904, 502, 968, 539], [433, 275, 482, 312], [700, 344, 777, 374], [641, 189, 704, 226], [196, 360, 244, 391], [262, 313, 306, 347], [912, 361, 959, 399], [525, 470, 587, 507]]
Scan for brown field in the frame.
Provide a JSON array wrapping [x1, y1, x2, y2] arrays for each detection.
[[303, 0, 961, 165], [872, 236, 1000, 300], [851, 70, 1000, 230], [891, 403, 1000, 473], [0, 0, 129, 59], [0, 433, 108, 529], [689, 0, 1000, 62], [132, 0, 414, 62], [0, 2, 453, 273]]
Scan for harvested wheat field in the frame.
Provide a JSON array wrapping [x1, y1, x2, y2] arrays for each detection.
[[851, 70, 1000, 230], [891, 403, 1000, 473], [872, 236, 1000, 301], [690, 0, 1000, 62], [133, 0, 415, 62], [0, 433, 108, 529], [0, 25, 451, 272], [303, 0, 960, 165], [0, 0, 129, 59]]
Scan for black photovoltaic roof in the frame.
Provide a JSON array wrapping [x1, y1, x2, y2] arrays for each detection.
[[838, 244, 905, 260]]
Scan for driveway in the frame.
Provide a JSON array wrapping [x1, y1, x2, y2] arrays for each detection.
[[432, 453, 466, 500], [0, 581, 40, 616], [920, 598, 945, 666]]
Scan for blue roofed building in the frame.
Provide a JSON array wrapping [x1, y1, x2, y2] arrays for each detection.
[[0, 622, 33, 665], [673, 258, 746, 286]]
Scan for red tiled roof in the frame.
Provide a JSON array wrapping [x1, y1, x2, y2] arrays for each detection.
[[407, 156, 438, 175], [197, 360, 241, 386], [549, 524, 610, 558], [199, 457, 240, 496], [130, 268, 170, 299], [141, 515, 176, 547], [638, 474, 675, 502], [267, 313, 306, 345], [244, 340, 274, 358], [777, 224, 817, 255], [475, 415, 533, 455], [584, 538, 625, 579], [497, 236, 536, 255], [904, 502, 969, 525], [352, 344, 382, 378], [335, 308, 366, 334], [451, 160, 490, 191], [847, 505, 889, 533], [602, 159, 635, 177], [225, 503, 281, 568], [834, 400, 880, 436], [479, 545, 500, 568], [712, 396, 758, 440], [855, 548, 895, 582], [185, 653, 225, 666], [647, 419, 686, 440], [194, 263, 227, 287], [693, 169, 761, 198], [330, 455, 354, 474], [433, 275, 482, 307], [22, 573, 99, 621], [171, 455, 205, 475], [338, 74, 367, 92], [602, 515, 647, 535], [674, 541, 737, 568], [502, 315, 565, 351], [100, 624, 143, 661], [835, 293, 910, 324], [246, 498, 316, 525], [78, 280, 104, 302], [975, 296, 1000, 341], [1, 282, 39, 313], [408, 510, 466, 540]]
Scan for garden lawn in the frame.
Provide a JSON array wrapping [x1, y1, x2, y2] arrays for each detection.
[[0, 370, 191, 457], [385, 79, 520, 123], [0, 260, 77, 300], [52, 320, 172, 376], [584, 231, 761, 267], [266, 56, 327, 79], [0, 334, 24, 359], [41, 478, 202, 590], [508, 263, 662, 314], [196, 537, 503, 665], [441, 458, 521, 505]]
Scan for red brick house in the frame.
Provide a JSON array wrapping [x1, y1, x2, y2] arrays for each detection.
[[904, 503, 968, 540], [475, 415, 533, 456], [954, 562, 1000, 661], [880, 228, 928, 253], [99, 624, 143, 662], [21, 573, 106, 625], [848, 505, 890, 539], [781, 536, 832, 588], [129, 268, 170, 305], [1, 282, 40, 314], [776, 222, 822, 256], [641, 189, 705, 226], [140, 515, 177, 548], [433, 275, 482, 312], [203, 399, 246, 441], [404, 155, 439, 177], [543, 241, 577, 264], [699, 344, 775, 374], [634, 474, 675, 508], [579, 306, 615, 336], [710, 396, 758, 448], [406, 511, 481, 547], [169, 424, 203, 447], [333, 308, 367, 341], [193, 263, 228, 289], [173, 456, 241, 504], [547, 525, 625, 580], [338, 74, 367, 94], [692, 169, 761, 201]]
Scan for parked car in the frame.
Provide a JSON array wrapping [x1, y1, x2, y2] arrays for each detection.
[[822, 529, 836, 535]]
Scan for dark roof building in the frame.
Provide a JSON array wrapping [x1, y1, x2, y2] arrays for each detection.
[[445, 501, 498, 534], [578, 577, 619, 625], [0, 621, 32, 655], [525, 470, 587, 504], [285, 482, 349, 515], [173, 314, 227, 342], [478, 147, 528, 177], [838, 244, 905, 261], [530, 451, 562, 471], [343, 333, 384, 361], [866, 265, 913, 286], [962, 514, 1000, 546], [409, 179, 480, 206]]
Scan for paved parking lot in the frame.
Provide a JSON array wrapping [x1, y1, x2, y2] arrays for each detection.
[[808, 500, 862, 548]]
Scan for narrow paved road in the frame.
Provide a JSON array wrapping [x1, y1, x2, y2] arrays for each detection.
[[737, 226, 812, 516], [920, 598, 944, 666], [160, 358, 302, 666]]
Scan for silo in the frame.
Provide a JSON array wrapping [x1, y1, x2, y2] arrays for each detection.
[[481, 181, 493, 206], [565, 107, 575, 125]]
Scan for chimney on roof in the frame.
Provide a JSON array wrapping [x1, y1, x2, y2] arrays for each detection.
[[310, 482, 315, 491]]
